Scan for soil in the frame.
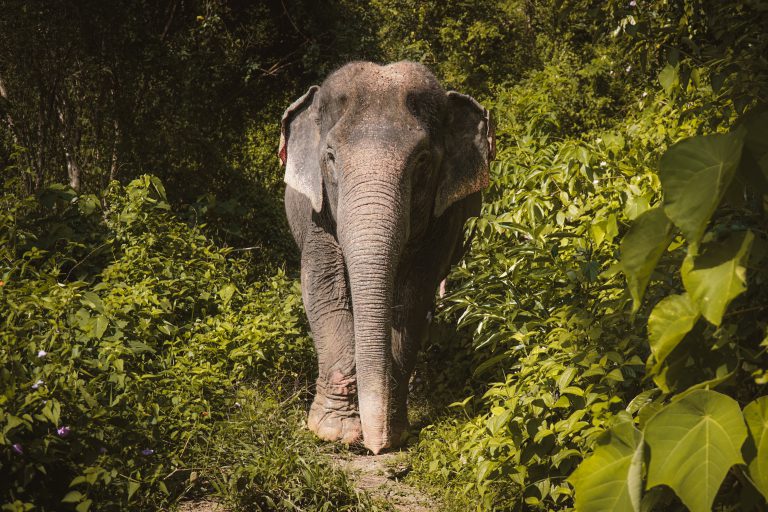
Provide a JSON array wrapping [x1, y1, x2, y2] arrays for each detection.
[[176, 448, 438, 512], [177, 499, 228, 512], [328, 448, 439, 512]]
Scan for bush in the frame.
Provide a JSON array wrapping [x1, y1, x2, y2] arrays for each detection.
[[0, 175, 376, 511], [406, 44, 745, 509]]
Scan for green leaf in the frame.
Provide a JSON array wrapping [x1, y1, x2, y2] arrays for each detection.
[[659, 129, 746, 243], [94, 315, 109, 339], [217, 284, 236, 306], [127, 480, 140, 501], [62, 490, 83, 503], [658, 64, 678, 94], [647, 293, 699, 371], [743, 396, 768, 501], [570, 421, 643, 512], [619, 207, 673, 311], [681, 230, 754, 326], [645, 390, 747, 512], [75, 499, 92, 512], [81, 291, 105, 314]]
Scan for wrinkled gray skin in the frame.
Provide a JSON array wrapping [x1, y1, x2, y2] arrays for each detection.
[[280, 61, 494, 454]]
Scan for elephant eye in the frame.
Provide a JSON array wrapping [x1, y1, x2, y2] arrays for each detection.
[[414, 152, 431, 176], [325, 148, 337, 180]]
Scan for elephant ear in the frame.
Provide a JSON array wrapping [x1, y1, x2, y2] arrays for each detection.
[[279, 85, 323, 212], [434, 91, 495, 217]]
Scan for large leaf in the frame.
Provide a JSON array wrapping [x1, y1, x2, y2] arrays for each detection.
[[658, 64, 678, 95], [619, 206, 673, 311], [659, 129, 745, 243], [681, 230, 754, 326], [647, 293, 699, 371], [570, 421, 643, 512], [645, 390, 747, 512], [744, 396, 768, 501]]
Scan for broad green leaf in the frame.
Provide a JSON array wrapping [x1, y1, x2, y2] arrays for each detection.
[[76, 499, 93, 512], [647, 293, 699, 370], [645, 390, 747, 512], [744, 397, 768, 501], [658, 64, 678, 94], [570, 421, 643, 512], [681, 230, 754, 326], [94, 315, 109, 339], [620, 207, 673, 311], [218, 284, 236, 305], [659, 129, 745, 243], [62, 490, 83, 503]]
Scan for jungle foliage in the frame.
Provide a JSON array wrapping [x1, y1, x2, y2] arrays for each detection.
[[1, 1, 767, 511]]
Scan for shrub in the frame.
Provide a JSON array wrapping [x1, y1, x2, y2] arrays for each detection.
[[0, 175, 374, 511]]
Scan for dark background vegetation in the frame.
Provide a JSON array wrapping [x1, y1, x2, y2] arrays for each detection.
[[1, 1, 767, 510]]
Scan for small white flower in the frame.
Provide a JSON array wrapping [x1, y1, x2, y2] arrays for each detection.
[[626, 65, 632, 72], [593, 179, 599, 185], [642, 91, 648, 97], [37, 350, 48, 358], [32, 379, 43, 390], [600, 161, 607, 167]]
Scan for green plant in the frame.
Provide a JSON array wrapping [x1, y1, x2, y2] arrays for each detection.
[[571, 110, 768, 511], [0, 175, 375, 511]]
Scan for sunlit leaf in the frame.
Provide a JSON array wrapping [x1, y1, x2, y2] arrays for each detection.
[[659, 129, 745, 243], [681, 230, 754, 326], [619, 206, 673, 311], [570, 421, 643, 512], [647, 293, 699, 371], [645, 390, 747, 512], [744, 396, 768, 501], [658, 64, 678, 94]]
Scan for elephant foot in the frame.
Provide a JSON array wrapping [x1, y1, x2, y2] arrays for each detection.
[[308, 371, 362, 444]]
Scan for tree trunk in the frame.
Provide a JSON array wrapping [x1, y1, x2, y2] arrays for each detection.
[[56, 91, 82, 192]]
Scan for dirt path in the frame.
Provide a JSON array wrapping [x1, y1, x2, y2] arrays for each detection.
[[329, 449, 439, 511], [178, 451, 438, 512]]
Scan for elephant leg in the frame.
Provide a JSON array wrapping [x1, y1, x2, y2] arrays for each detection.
[[390, 281, 433, 444], [301, 227, 361, 444]]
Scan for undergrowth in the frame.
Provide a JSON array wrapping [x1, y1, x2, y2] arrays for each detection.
[[0, 175, 381, 511], [407, 34, 768, 511]]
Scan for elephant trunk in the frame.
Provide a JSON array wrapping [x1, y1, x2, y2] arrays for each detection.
[[337, 168, 407, 454]]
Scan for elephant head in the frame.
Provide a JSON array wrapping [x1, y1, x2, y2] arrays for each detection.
[[279, 61, 494, 453]]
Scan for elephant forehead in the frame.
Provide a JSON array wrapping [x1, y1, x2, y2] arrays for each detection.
[[326, 61, 440, 93], [323, 62, 443, 124]]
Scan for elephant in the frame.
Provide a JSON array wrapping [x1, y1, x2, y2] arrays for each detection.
[[279, 61, 494, 454]]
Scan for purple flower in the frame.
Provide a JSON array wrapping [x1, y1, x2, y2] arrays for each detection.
[[31, 379, 43, 390], [37, 350, 48, 358], [57, 426, 71, 438], [99, 446, 107, 454], [141, 448, 154, 456], [12, 443, 23, 455]]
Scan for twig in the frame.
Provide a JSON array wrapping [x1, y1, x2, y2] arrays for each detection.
[[63, 241, 111, 281]]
